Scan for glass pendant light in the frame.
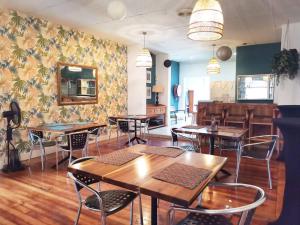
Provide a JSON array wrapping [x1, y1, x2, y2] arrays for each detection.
[[136, 32, 152, 68], [188, 0, 224, 41], [207, 44, 221, 74]]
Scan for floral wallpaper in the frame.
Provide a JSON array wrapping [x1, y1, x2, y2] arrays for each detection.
[[0, 9, 128, 152]]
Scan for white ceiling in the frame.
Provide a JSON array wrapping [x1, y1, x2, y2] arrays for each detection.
[[1, 0, 300, 62]]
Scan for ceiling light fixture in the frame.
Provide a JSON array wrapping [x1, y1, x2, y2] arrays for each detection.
[[136, 32, 152, 68], [188, 0, 224, 41], [107, 1, 127, 20], [207, 44, 221, 74]]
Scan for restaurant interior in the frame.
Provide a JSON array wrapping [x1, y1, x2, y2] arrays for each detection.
[[0, 0, 300, 225]]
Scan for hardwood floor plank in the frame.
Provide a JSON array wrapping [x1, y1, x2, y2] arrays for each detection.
[[0, 137, 284, 225]]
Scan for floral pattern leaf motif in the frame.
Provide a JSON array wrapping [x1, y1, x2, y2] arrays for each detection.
[[0, 9, 128, 153]]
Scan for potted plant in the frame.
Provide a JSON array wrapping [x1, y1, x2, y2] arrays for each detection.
[[272, 48, 299, 85]]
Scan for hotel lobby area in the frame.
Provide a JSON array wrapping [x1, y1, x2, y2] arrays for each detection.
[[0, 1, 300, 225]]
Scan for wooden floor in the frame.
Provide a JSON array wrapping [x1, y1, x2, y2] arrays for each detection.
[[0, 137, 285, 225]]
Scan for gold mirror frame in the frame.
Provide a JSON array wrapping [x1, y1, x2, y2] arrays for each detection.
[[57, 62, 98, 106]]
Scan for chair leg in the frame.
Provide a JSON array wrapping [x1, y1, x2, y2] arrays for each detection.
[[197, 193, 203, 206], [74, 202, 82, 225], [130, 200, 134, 225], [28, 146, 33, 167], [168, 208, 175, 225], [69, 151, 73, 165], [101, 213, 106, 225], [267, 160, 272, 189], [96, 137, 100, 156], [56, 146, 59, 170], [139, 193, 144, 225], [108, 128, 112, 140], [40, 147, 44, 171], [236, 151, 241, 183]]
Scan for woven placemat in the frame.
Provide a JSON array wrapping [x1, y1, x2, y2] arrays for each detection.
[[153, 163, 211, 190], [140, 146, 184, 158], [98, 150, 142, 166]]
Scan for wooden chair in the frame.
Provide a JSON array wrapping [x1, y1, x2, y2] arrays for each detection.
[[201, 103, 224, 125], [224, 104, 248, 128], [249, 105, 275, 137]]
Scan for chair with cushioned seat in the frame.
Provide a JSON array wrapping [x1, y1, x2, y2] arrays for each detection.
[[236, 135, 278, 189], [28, 129, 56, 170], [168, 183, 266, 225], [68, 157, 144, 225]]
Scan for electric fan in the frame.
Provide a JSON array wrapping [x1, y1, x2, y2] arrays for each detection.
[[2, 100, 24, 172]]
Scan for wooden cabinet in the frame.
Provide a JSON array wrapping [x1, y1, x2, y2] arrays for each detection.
[[146, 104, 167, 129]]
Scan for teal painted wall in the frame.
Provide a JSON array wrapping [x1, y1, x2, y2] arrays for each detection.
[[170, 61, 180, 110], [146, 53, 156, 104], [236, 43, 281, 75]]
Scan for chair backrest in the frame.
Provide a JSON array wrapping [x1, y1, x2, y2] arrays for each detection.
[[170, 128, 178, 144], [252, 106, 274, 118], [117, 119, 133, 133], [206, 103, 224, 116], [228, 105, 247, 117], [68, 157, 100, 192], [28, 130, 44, 144], [88, 126, 101, 136], [68, 132, 89, 150], [108, 117, 117, 125]]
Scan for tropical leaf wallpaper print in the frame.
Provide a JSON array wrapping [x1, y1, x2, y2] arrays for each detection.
[[0, 9, 128, 153]]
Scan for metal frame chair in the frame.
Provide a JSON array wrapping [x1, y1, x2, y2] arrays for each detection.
[[107, 116, 119, 140], [117, 119, 135, 145], [28, 129, 56, 170], [171, 128, 201, 152], [236, 135, 278, 189], [168, 182, 266, 225], [55, 131, 89, 169], [137, 118, 150, 139], [88, 126, 102, 156], [68, 157, 144, 225]]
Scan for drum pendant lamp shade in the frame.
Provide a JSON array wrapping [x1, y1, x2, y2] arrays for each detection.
[[136, 32, 152, 68], [188, 0, 224, 41]]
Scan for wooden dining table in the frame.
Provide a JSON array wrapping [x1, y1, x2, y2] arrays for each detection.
[[28, 122, 106, 167], [68, 144, 227, 225], [174, 125, 248, 176], [110, 115, 153, 144]]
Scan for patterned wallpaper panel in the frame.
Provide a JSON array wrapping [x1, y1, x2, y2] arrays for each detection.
[[0, 10, 128, 152]]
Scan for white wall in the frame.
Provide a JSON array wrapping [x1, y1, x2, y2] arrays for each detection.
[[274, 22, 300, 105], [179, 60, 236, 109], [155, 53, 171, 125], [127, 44, 147, 114]]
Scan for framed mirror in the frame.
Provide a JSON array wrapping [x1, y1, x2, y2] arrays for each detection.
[[57, 62, 98, 105], [237, 74, 274, 101]]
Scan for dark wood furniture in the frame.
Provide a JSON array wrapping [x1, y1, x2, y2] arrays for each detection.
[[224, 104, 248, 128], [110, 115, 152, 144], [200, 103, 224, 125], [187, 90, 194, 113], [68, 144, 227, 225], [146, 104, 167, 129]]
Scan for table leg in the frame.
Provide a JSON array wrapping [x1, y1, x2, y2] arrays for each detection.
[[209, 136, 231, 176], [151, 197, 158, 225]]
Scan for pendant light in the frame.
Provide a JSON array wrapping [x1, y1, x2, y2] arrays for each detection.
[[207, 44, 221, 74], [136, 32, 152, 68], [188, 0, 224, 41]]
